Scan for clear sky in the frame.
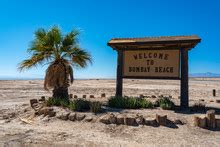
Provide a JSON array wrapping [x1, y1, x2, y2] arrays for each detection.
[[0, 0, 219, 79]]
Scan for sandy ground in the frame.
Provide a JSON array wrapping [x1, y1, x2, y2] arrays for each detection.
[[0, 78, 220, 146]]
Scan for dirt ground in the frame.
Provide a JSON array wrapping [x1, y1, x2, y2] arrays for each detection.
[[0, 78, 220, 147]]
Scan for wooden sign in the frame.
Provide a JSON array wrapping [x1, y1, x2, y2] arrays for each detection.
[[123, 50, 180, 79], [108, 36, 201, 108]]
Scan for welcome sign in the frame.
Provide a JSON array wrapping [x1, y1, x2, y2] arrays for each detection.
[[108, 36, 201, 108], [123, 50, 180, 78]]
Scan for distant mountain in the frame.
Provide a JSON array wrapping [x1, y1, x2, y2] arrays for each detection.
[[190, 72, 220, 78]]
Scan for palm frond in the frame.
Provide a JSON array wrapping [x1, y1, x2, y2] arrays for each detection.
[[28, 40, 54, 54], [18, 53, 52, 71], [61, 29, 79, 51], [35, 28, 46, 41], [62, 47, 92, 68], [47, 25, 62, 45]]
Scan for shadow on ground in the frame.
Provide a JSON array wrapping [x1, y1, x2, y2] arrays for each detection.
[[174, 105, 220, 115]]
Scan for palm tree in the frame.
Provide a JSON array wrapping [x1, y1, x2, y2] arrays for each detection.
[[19, 26, 92, 99]]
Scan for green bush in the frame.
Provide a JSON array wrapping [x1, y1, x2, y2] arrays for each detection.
[[155, 97, 175, 110], [124, 97, 137, 109], [136, 98, 154, 108], [73, 99, 90, 112], [68, 101, 76, 111], [46, 97, 103, 113], [46, 97, 69, 107], [60, 99, 70, 108], [108, 96, 124, 108], [108, 96, 153, 109], [90, 101, 103, 114]]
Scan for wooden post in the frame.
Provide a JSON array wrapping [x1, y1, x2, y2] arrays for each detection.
[[213, 89, 216, 97], [194, 116, 207, 128], [207, 110, 216, 129], [193, 116, 200, 127], [116, 49, 123, 97], [180, 48, 189, 108]]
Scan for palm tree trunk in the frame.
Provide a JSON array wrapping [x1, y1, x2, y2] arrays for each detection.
[[53, 87, 69, 99]]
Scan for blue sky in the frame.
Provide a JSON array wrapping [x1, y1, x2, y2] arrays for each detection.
[[0, 0, 219, 79]]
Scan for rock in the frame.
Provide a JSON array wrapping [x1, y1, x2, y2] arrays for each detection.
[[151, 95, 157, 98], [101, 93, 106, 98], [216, 99, 220, 103], [159, 95, 163, 98], [30, 99, 38, 108], [99, 115, 110, 124], [90, 95, 95, 98], [3, 115, 9, 119], [84, 116, 93, 122], [56, 110, 70, 120], [36, 107, 55, 117], [215, 119, 220, 128], [39, 96, 45, 102], [36, 107, 50, 115], [156, 114, 167, 126], [116, 114, 124, 125], [174, 119, 184, 125], [76, 113, 86, 121], [2, 112, 16, 119], [109, 113, 116, 124], [69, 94, 73, 99], [136, 115, 144, 125], [68, 113, 76, 121], [32, 103, 44, 111], [144, 118, 158, 127], [124, 115, 137, 126], [8, 112, 16, 118], [48, 111, 56, 117]]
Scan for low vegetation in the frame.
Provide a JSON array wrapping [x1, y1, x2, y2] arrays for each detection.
[[46, 96, 175, 112], [90, 101, 103, 114], [108, 96, 154, 109], [154, 97, 175, 110], [191, 102, 206, 112], [46, 97, 69, 107], [46, 97, 103, 113]]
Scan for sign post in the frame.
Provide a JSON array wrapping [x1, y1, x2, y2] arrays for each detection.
[[108, 36, 201, 109], [116, 50, 123, 97], [180, 48, 189, 108]]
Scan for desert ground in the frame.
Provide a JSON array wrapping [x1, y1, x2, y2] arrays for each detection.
[[0, 78, 220, 147]]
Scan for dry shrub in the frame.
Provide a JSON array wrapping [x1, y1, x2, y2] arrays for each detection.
[[191, 102, 206, 112]]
